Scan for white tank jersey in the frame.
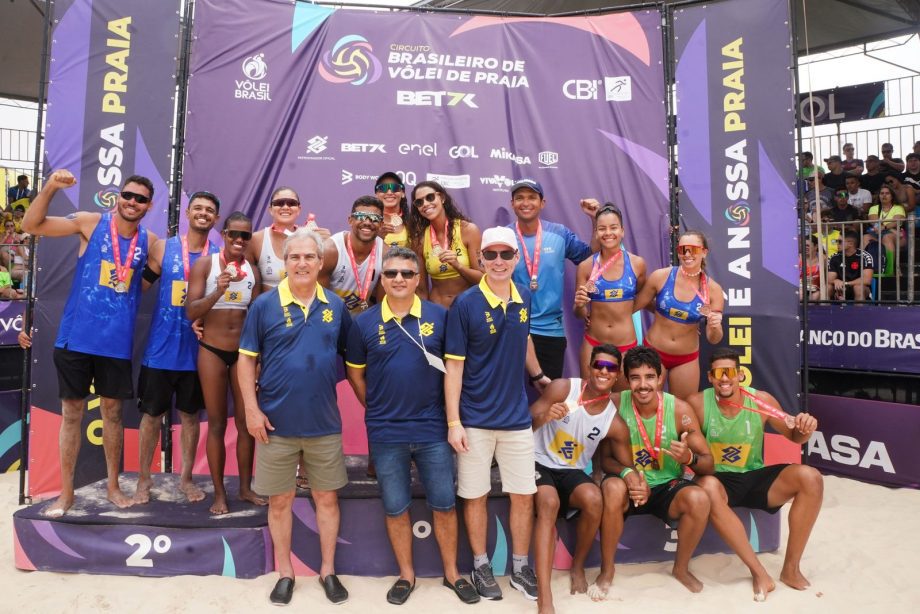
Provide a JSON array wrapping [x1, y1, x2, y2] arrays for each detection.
[[204, 253, 255, 310], [328, 230, 384, 313], [257, 229, 285, 288], [534, 378, 618, 471]]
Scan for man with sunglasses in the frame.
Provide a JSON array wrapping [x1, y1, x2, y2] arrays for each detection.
[[345, 246, 479, 606], [445, 226, 550, 602], [529, 344, 641, 609], [598, 346, 713, 595], [133, 191, 221, 505], [320, 195, 386, 314], [22, 169, 158, 516], [507, 179, 599, 380], [688, 348, 821, 598]]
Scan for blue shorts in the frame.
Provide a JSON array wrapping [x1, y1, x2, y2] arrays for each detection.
[[369, 441, 457, 516]]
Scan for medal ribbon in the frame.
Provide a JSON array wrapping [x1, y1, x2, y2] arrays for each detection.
[[219, 249, 248, 279], [429, 218, 449, 251], [181, 235, 210, 282], [589, 249, 622, 284], [271, 224, 297, 236], [515, 221, 542, 286], [110, 215, 139, 287], [632, 393, 663, 465], [718, 389, 792, 422], [346, 234, 377, 301], [578, 381, 609, 408]]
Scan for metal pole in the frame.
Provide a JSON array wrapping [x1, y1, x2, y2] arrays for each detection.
[[662, 2, 679, 262]]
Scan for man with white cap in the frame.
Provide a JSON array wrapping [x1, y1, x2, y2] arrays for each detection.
[[444, 226, 550, 602]]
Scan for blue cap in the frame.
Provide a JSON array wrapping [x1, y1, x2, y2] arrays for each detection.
[[510, 179, 543, 198]]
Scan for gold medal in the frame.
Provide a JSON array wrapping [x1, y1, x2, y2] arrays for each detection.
[[114, 280, 128, 293], [356, 299, 369, 312], [432, 245, 443, 257], [390, 214, 403, 227]]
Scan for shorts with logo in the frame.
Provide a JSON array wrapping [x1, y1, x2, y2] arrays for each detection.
[[370, 441, 457, 516], [254, 433, 347, 495], [604, 475, 699, 523], [53, 347, 133, 400], [458, 427, 537, 498], [535, 462, 595, 516], [137, 366, 205, 416], [714, 464, 789, 514]]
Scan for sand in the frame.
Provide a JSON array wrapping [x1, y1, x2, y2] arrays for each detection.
[[0, 472, 917, 613]]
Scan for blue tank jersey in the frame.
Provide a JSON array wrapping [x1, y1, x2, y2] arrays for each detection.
[[588, 249, 638, 303], [655, 266, 706, 324], [55, 212, 150, 359], [143, 235, 219, 371]]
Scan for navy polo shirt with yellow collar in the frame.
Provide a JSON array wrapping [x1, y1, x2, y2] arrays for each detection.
[[345, 295, 448, 444], [239, 279, 352, 438], [445, 276, 532, 430]]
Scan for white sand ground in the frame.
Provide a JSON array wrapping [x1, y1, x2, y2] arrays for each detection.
[[0, 473, 917, 613]]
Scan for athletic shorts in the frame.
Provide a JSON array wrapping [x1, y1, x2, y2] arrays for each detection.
[[531, 334, 567, 380], [714, 464, 789, 514], [604, 475, 699, 523], [458, 427, 537, 498], [53, 347, 133, 400], [137, 366, 205, 416], [535, 463, 595, 516], [254, 433, 347, 496]]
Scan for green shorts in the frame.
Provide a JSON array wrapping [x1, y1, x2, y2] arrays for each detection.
[[254, 433, 347, 495]]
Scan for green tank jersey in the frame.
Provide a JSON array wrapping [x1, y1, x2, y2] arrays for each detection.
[[701, 386, 764, 473], [618, 391, 681, 487]]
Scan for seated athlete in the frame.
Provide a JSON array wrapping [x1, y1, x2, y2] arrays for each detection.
[[688, 348, 822, 600], [186, 212, 265, 514], [595, 346, 713, 598], [529, 344, 637, 614]]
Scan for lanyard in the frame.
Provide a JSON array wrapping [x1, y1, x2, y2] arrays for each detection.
[[430, 218, 449, 251], [181, 235, 210, 282], [718, 389, 795, 427], [515, 221, 542, 287], [109, 215, 139, 286], [271, 224, 296, 236], [632, 393, 663, 465], [220, 249, 248, 279], [346, 234, 377, 301], [589, 249, 622, 284], [578, 381, 609, 408]]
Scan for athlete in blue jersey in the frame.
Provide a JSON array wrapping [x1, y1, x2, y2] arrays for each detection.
[[508, 179, 597, 380], [132, 192, 221, 505], [633, 231, 725, 400], [22, 169, 158, 516]]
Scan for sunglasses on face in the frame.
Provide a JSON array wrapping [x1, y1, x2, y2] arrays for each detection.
[[351, 211, 383, 224], [375, 182, 404, 194], [678, 244, 704, 256], [592, 359, 619, 372], [381, 269, 418, 279], [270, 198, 300, 208], [413, 193, 438, 208], [709, 367, 739, 379], [481, 249, 516, 261], [120, 190, 151, 204], [224, 229, 253, 241]]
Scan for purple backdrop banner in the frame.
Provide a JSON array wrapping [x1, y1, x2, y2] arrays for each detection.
[[0, 300, 25, 346], [673, 0, 800, 410], [807, 304, 920, 374], [183, 0, 671, 371], [31, 0, 181, 497], [806, 394, 920, 488]]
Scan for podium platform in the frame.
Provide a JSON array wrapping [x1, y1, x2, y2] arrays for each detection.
[[13, 456, 781, 578]]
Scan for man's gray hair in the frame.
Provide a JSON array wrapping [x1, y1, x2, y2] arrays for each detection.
[[382, 245, 419, 267], [282, 227, 325, 259]]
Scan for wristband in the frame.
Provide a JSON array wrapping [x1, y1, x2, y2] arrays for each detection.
[[529, 371, 545, 383], [687, 452, 699, 466], [447, 420, 462, 428], [619, 467, 635, 479]]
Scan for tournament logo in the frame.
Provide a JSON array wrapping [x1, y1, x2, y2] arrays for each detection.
[[242, 54, 268, 80], [94, 189, 118, 209], [318, 35, 382, 86], [724, 203, 751, 226]]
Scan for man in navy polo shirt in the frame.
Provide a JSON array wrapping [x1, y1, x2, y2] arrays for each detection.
[[238, 228, 352, 606], [346, 246, 479, 606], [507, 179, 599, 379], [445, 226, 550, 602]]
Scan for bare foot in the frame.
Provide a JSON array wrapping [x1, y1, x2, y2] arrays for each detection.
[[240, 490, 268, 506], [43, 493, 74, 518], [780, 567, 811, 590], [108, 487, 135, 509], [587, 569, 614, 601], [570, 566, 588, 594], [133, 476, 153, 505], [753, 571, 776, 601], [210, 493, 229, 515], [179, 479, 206, 503], [672, 566, 703, 593]]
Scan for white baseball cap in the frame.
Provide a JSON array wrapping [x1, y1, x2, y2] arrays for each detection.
[[480, 226, 518, 250]]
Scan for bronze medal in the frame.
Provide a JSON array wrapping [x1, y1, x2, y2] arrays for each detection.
[[584, 280, 597, 294], [651, 458, 660, 471], [529, 276, 538, 291], [698, 304, 711, 317]]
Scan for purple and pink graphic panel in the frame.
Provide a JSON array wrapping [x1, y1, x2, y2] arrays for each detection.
[[673, 0, 800, 411], [30, 0, 181, 497], [183, 0, 671, 371]]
